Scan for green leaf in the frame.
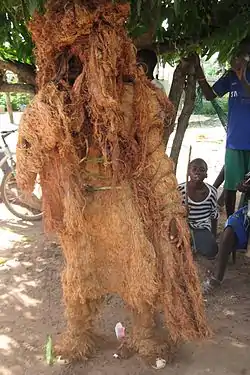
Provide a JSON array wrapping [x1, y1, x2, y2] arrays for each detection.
[[28, 0, 45, 15], [45, 335, 55, 366], [1, 0, 250, 80]]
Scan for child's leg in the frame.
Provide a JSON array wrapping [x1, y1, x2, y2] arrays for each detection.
[[203, 227, 236, 293], [192, 229, 218, 259], [214, 227, 237, 282], [203, 208, 248, 293]]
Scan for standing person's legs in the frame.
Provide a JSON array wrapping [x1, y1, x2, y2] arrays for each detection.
[[217, 190, 225, 207], [214, 166, 225, 208], [224, 149, 245, 217], [225, 190, 236, 218]]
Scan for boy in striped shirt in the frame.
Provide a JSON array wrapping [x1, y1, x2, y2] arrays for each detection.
[[178, 158, 219, 259]]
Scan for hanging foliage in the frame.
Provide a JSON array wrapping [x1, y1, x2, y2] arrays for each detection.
[[2, 0, 250, 67]]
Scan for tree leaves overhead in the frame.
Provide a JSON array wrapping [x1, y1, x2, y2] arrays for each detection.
[[0, 0, 45, 66], [170, 0, 250, 62], [129, 0, 250, 63], [128, 0, 168, 39], [1, 0, 250, 69], [0, 1, 34, 65]]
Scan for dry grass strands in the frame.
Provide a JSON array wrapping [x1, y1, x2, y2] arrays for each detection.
[[16, 0, 210, 362]]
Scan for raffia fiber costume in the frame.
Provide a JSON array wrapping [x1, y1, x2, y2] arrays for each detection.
[[16, 0, 209, 361]]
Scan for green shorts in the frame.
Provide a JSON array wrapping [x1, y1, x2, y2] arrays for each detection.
[[224, 149, 250, 191]]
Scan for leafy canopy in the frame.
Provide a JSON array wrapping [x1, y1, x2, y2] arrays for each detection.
[[0, 0, 250, 67]]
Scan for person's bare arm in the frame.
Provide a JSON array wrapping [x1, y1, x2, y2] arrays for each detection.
[[196, 65, 217, 101], [211, 188, 219, 237], [189, 54, 217, 101], [237, 176, 250, 199], [213, 166, 225, 189]]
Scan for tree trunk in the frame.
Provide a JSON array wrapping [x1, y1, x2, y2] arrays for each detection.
[[168, 60, 190, 118], [5, 93, 14, 123], [163, 59, 190, 148], [170, 71, 196, 171]]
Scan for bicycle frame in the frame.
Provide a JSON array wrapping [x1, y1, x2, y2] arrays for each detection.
[[0, 154, 9, 169], [0, 130, 16, 172]]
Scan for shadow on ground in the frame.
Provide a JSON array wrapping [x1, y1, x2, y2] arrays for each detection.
[[1, 207, 250, 375]]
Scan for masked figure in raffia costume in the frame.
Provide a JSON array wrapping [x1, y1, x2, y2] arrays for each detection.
[[16, 0, 209, 362]]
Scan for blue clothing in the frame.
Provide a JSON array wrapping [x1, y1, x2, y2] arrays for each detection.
[[225, 206, 250, 250], [213, 70, 250, 150]]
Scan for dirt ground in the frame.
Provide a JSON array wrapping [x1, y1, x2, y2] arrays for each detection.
[[0, 115, 249, 375], [1, 202, 250, 375]]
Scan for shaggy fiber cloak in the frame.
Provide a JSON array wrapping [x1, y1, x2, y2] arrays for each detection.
[[16, 0, 210, 361]]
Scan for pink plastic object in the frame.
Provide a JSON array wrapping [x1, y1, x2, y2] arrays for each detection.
[[115, 322, 125, 339]]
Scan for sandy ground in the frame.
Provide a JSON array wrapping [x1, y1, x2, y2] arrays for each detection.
[[1, 203, 250, 375], [1, 114, 250, 375]]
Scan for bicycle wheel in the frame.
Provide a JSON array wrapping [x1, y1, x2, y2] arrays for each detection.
[[1, 170, 43, 221]]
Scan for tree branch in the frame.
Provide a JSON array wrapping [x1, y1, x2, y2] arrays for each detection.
[[170, 69, 196, 170], [0, 59, 36, 86], [163, 59, 191, 148], [169, 59, 190, 118], [0, 82, 35, 94]]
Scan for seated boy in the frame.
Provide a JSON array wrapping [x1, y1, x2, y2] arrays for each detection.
[[178, 158, 219, 259], [203, 176, 250, 293]]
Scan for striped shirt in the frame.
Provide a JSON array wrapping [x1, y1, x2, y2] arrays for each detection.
[[178, 182, 219, 231]]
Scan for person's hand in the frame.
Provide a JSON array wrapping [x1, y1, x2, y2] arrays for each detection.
[[169, 218, 183, 248], [185, 53, 205, 80], [237, 179, 250, 193], [242, 56, 249, 70], [185, 53, 201, 67]]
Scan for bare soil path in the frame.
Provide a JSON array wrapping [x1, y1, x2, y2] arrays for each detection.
[[1, 202, 250, 375]]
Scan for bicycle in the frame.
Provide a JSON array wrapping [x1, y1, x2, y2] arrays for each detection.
[[0, 129, 43, 221]]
